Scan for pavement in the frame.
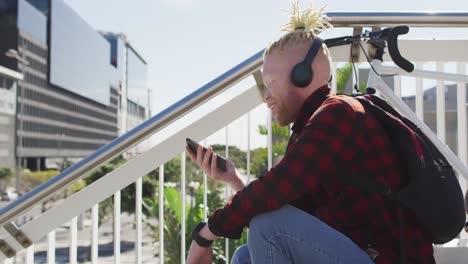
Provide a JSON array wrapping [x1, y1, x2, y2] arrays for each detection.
[[7, 210, 160, 264]]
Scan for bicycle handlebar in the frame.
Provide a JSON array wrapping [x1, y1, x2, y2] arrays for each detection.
[[324, 25, 414, 73], [387, 26, 414, 72]]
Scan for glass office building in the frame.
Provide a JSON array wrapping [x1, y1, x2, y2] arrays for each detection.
[[49, 0, 112, 105], [0, 65, 21, 169], [103, 32, 149, 138], [21, 0, 48, 15], [127, 47, 148, 108], [0, 0, 148, 171]]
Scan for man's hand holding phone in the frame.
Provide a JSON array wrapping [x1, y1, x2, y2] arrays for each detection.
[[186, 138, 245, 192]]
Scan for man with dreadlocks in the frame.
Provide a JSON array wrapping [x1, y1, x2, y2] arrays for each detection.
[[186, 1, 434, 263]]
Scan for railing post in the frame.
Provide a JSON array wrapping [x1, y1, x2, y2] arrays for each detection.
[[415, 62, 424, 120], [457, 62, 468, 167], [113, 191, 121, 264], [225, 127, 229, 263], [26, 245, 34, 264], [247, 112, 251, 184], [181, 152, 186, 264], [436, 62, 446, 142], [331, 62, 337, 93], [159, 165, 164, 264], [136, 177, 143, 264], [203, 139, 208, 222], [246, 112, 251, 242], [394, 74, 402, 97], [352, 63, 360, 93], [267, 110, 272, 170], [91, 204, 99, 263], [457, 62, 468, 243], [47, 231, 55, 264], [70, 217, 78, 264]]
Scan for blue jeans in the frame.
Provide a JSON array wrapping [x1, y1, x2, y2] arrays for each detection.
[[231, 205, 374, 264]]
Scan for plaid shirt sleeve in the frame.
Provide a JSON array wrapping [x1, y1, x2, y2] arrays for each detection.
[[208, 98, 358, 238]]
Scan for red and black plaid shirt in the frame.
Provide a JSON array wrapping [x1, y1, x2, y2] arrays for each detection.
[[208, 86, 435, 263]]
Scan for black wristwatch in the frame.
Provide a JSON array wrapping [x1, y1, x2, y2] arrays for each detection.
[[191, 221, 214, 247]]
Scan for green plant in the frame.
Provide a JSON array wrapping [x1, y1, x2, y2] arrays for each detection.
[[211, 144, 247, 173], [84, 158, 126, 224], [335, 63, 369, 94], [22, 170, 60, 190], [0, 167, 12, 192], [0, 168, 11, 179], [250, 139, 288, 177], [258, 123, 290, 142], [336, 63, 353, 94], [70, 179, 86, 193], [143, 186, 201, 263], [359, 80, 368, 93], [143, 184, 244, 264]]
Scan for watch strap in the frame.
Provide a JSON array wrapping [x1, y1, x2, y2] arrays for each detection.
[[191, 222, 213, 248]]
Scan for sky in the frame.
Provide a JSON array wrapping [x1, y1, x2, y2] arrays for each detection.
[[62, 0, 468, 150]]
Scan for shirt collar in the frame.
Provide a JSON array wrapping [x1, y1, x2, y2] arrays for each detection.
[[291, 84, 331, 134]]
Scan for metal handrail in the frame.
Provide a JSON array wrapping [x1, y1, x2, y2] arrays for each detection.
[[0, 49, 265, 227], [325, 12, 468, 27]]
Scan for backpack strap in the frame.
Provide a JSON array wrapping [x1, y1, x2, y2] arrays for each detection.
[[398, 205, 408, 264], [334, 94, 408, 263], [356, 94, 411, 263], [329, 95, 398, 200]]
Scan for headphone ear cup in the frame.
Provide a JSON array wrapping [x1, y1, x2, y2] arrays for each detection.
[[290, 62, 313, 88]]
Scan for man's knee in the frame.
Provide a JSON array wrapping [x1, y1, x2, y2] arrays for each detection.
[[249, 212, 269, 234], [231, 244, 250, 264], [248, 213, 272, 247], [248, 205, 294, 243], [250, 205, 293, 232]]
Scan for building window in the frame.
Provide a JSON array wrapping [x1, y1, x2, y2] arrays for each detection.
[[5, 79, 13, 90]]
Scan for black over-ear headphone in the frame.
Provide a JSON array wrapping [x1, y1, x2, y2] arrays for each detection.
[[290, 36, 324, 88]]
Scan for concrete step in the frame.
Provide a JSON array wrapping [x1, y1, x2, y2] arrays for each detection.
[[434, 247, 468, 264]]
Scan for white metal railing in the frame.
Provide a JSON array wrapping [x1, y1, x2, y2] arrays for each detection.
[[325, 11, 468, 27], [0, 44, 264, 262], [1, 82, 264, 263], [1, 11, 468, 264]]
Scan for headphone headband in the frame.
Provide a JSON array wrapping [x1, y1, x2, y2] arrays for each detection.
[[303, 37, 324, 65]]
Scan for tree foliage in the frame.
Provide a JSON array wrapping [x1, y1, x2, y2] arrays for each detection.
[[336, 63, 353, 94]]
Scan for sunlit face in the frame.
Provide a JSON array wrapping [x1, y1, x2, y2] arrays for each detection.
[[262, 50, 304, 127]]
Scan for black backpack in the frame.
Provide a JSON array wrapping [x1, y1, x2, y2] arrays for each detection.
[[335, 90, 466, 245]]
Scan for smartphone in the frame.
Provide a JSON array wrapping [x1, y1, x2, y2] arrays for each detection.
[[186, 138, 228, 172]]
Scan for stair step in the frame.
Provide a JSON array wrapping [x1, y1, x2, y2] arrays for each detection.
[[434, 247, 468, 264]]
